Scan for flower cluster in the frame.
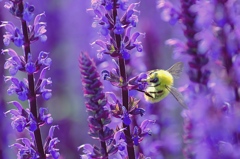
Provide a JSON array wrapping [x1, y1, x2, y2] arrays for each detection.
[[78, 0, 155, 158], [1, 0, 59, 158], [90, 0, 144, 60], [159, 0, 240, 158]]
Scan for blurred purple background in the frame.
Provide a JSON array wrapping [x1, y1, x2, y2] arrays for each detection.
[[0, 0, 187, 158]]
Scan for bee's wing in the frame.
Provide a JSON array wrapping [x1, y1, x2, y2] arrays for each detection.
[[166, 86, 188, 109], [167, 62, 183, 79]]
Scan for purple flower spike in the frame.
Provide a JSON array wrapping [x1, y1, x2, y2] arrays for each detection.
[[158, 1, 180, 25], [79, 52, 113, 157], [2, 0, 53, 158]]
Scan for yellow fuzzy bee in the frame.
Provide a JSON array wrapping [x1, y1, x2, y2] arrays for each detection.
[[143, 62, 187, 109]]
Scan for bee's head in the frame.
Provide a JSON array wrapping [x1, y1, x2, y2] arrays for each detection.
[[147, 72, 160, 85]]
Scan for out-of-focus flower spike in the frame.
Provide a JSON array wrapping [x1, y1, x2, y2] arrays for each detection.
[[140, 119, 155, 133], [165, 39, 188, 58], [4, 1, 12, 9], [158, 0, 180, 25]]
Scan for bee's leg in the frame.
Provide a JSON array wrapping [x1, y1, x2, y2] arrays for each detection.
[[135, 89, 154, 98], [148, 90, 164, 98], [148, 90, 163, 94]]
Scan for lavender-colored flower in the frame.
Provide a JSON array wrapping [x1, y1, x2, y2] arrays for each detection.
[[132, 120, 155, 146], [25, 53, 36, 74], [0, 21, 24, 47], [90, 1, 143, 60], [29, 12, 47, 42], [109, 130, 128, 158], [22, 2, 35, 22], [39, 108, 53, 125], [4, 77, 29, 101], [122, 106, 131, 125], [37, 51, 52, 67], [2, 49, 24, 76], [44, 125, 60, 159], [35, 67, 52, 100], [10, 137, 39, 159], [4, 101, 37, 132]]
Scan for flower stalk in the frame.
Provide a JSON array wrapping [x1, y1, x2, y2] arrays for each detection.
[[112, 1, 135, 158], [18, 1, 45, 157], [1, 0, 59, 158]]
